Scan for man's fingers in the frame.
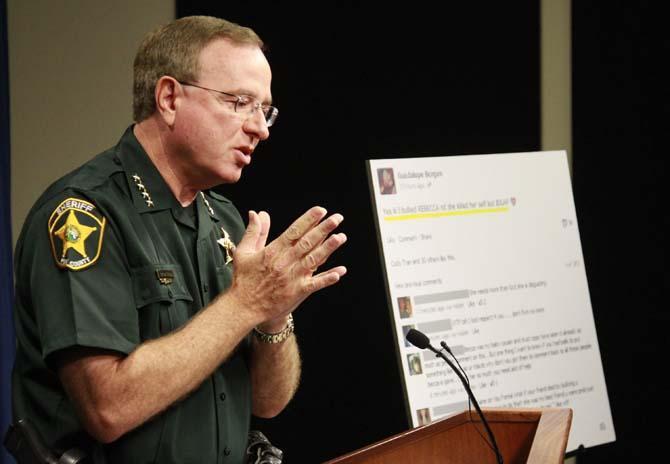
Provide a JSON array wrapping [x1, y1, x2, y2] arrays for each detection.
[[277, 206, 327, 247], [300, 233, 347, 272], [272, 213, 344, 270], [295, 213, 343, 257], [255, 211, 271, 250], [307, 266, 348, 293], [236, 210, 265, 254]]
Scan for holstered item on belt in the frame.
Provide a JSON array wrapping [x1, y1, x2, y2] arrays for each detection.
[[246, 430, 283, 464], [3, 419, 88, 464]]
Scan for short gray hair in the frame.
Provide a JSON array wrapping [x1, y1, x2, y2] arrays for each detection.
[[133, 16, 264, 122]]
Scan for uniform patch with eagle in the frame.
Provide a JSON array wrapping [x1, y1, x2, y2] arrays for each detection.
[[48, 197, 106, 271]]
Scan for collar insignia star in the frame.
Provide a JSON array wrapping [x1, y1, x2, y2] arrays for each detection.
[[200, 192, 216, 218], [132, 173, 154, 207]]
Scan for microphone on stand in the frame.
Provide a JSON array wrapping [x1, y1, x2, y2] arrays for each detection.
[[406, 328, 504, 464], [440, 341, 472, 390]]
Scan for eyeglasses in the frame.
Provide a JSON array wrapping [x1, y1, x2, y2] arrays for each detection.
[[178, 81, 278, 127]]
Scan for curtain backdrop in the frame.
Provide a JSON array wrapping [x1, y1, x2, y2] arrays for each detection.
[[1, 0, 16, 463]]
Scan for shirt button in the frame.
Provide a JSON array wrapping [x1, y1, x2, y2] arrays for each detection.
[[203, 283, 209, 293], [219, 392, 226, 401], [223, 446, 231, 456]]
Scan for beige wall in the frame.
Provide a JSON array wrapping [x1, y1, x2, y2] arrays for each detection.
[[541, 0, 572, 171], [542, 4, 575, 461], [8, 0, 174, 243]]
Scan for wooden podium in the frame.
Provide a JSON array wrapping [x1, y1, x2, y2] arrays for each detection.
[[323, 408, 572, 464]]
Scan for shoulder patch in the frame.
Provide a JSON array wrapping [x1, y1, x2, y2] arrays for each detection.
[[48, 197, 106, 271]]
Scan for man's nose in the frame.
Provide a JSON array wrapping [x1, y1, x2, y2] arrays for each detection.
[[243, 109, 270, 141]]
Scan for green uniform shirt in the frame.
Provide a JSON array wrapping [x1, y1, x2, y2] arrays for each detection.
[[12, 126, 251, 464]]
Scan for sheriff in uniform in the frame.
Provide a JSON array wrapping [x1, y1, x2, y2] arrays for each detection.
[[11, 16, 347, 464]]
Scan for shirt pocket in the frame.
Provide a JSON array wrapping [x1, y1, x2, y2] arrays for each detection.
[[130, 263, 194, 339]]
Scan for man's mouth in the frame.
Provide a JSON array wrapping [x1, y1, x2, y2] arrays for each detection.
[[235, 146, 253, 165]]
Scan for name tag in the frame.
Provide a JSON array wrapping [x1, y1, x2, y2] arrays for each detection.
[[156, 269, 174, 285]]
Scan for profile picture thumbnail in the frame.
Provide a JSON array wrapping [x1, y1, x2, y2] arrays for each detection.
[[402, 325, 415, 347], [397, 296, 413, 319], [377, 167, 397, 195], [416, 408, 432, 426], [407, 353, 423, 375]]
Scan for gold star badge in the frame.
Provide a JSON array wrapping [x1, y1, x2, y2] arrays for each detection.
[[217, 227, 235, 264], [48, 198, 106, 270], [54, 210, 97, 259]]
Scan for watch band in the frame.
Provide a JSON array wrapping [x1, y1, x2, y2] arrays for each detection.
[[253, 314, 295, 344]]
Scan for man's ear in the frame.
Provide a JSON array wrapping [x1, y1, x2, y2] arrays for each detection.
[[154, 76, 179, 126]]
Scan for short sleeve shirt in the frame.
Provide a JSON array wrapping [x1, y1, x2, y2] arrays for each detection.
[[12, 126, 251, 464]]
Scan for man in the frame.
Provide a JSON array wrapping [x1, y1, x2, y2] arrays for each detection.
[[11, 16, 346, 463]]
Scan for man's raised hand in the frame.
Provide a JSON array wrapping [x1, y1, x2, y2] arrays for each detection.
[[229, 206, 347, 326]]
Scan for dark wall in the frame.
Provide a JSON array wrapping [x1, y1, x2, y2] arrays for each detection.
[[572, 3, 666, 463], [178, 2, 540, 462]]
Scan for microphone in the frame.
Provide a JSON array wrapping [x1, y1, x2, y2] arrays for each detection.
[[405, 329, 504, 464], [440, 341, 470, 385], [406, 328, 431, 349]]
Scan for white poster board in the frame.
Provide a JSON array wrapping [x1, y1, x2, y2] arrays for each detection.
[[367, 151, 615, 451]]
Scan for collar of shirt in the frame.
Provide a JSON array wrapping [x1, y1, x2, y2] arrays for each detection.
[[112, 125, 221, 229]]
